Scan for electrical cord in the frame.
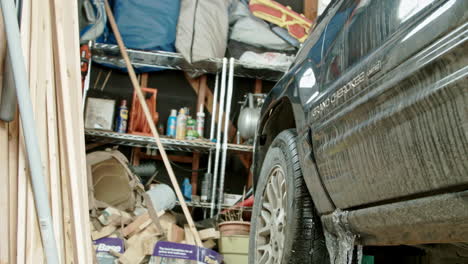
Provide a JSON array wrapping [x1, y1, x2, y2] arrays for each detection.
[[169, 159, 207, 172]]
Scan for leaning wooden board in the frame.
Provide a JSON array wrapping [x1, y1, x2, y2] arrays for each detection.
[[103, 0, 203, 247]]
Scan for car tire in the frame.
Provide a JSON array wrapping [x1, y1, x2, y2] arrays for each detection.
[[249, 129, 329, 264]]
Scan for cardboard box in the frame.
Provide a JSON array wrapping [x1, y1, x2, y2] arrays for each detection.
[[94, 237, 124, 264], [149, 241, 222, 264], [223, 193, 243, 206], [85, 97, 116, 130]]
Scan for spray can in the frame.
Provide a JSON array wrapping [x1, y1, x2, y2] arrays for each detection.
[[166, 109, 177, 137], [176, 108, 187, 140], [115, 100, 128, 133], [196, 104, 205, 138]]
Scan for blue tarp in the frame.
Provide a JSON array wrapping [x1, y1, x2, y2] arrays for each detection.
[[99, 0, 181, 72]]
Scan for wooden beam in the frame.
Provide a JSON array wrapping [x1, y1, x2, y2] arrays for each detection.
[[191, 152, 200, 195], [141, 73, 149, 88], [254, 79, 262, 94], [51, 0, 94, 260], [196, 75, 207, 110], [104, 0, 203, 246], [303, 0, 318, 21]]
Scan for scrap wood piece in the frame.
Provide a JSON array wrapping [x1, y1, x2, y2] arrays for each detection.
[[104, 0, 202, 247], [143, 236, 159, 255], [98, 207, 133, 226], [92, 225, 117, 240], [199, 228, 220, 240], [184, 225, 196, 245], [122, 213, 151, 237], [120, 228, 158, 264], [167, 223, 185, 243], [203, 239, 216, 249]]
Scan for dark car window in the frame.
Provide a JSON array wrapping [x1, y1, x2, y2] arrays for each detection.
[[346, 0, 439, 69]]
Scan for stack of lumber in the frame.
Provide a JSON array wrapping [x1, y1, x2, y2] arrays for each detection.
[[90, 205, 221, 264], [87, 153, 221, 263], [0, 0, 93, 263]]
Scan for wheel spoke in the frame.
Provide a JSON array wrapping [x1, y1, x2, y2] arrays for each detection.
[[260, 210, 271, 225], [258, 225, 271, 236], [257, 245, 271, 264], [271, 174, 281, 201], [266, 182, 277, 208], [263, 202, 273, 212]]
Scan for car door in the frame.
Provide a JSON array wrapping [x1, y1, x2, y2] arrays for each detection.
[[307, 0, 468, 209]]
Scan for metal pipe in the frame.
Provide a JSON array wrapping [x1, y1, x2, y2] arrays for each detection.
[[0, 53, 18, 121], [206, 72, 219, 174], [0, 0, 21, 122], [0, 0, 60, 263], [217, 58, 235, 214], [210, 58, 227, 217]]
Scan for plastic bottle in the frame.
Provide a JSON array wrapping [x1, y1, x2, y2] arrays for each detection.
[[166, 109, 177, 137], [182, 178, 192, 201], [186, 116, 197, 140], [196, 104, 205, 138], [115, 100, 128, 133], [175, 108, 187, 140]]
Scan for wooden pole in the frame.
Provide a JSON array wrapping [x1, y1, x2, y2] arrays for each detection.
[[303, 0, 318, 21], [103, 0, 203, 247]]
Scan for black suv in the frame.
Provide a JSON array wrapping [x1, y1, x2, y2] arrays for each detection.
[[249, 0, 468, 263]]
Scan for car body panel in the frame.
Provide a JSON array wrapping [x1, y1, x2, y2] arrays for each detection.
[[254, 0, 468, 218]]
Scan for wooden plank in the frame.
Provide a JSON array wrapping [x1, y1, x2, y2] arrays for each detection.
[[191, 152, 200, 195], [44, 6, 65, 262], [122, 213, 151, 237], [104, 0, 203, 246], [196, 75, 207, 110], [254, 79, 262, 94], [198, 228, 220, 240], [26, 1, 46, 261], [141, 73, 149, 88], [119, 229, 156, 264], [8, 114, 19, 263], [91, 225, 117, 240], [303, 0, 318, 21], [203, 239, 216, 249], [167, 223, 185, 243], [50, 0, 94, 260], [184, 225, 196, 245], [0, 121, 10, 264]]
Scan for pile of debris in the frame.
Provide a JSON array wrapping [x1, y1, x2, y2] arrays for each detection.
[[87, 150, 221, 264]]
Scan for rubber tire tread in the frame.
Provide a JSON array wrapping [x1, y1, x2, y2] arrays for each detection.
[[249, 129, 329, 264]]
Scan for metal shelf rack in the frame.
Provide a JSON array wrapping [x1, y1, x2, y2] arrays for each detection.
[[91, 43, 287, 81], [84, 129, 253, 153], [175, 200, 252, 211]]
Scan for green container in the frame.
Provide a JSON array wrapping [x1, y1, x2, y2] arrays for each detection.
[[362, 255, 374, 264]]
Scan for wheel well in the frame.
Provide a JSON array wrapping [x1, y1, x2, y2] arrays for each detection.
[[254, 98, 296, 186]]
